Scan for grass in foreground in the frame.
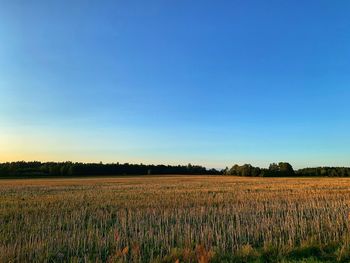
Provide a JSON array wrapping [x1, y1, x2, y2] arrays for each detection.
[[1, 176, 350, 262]]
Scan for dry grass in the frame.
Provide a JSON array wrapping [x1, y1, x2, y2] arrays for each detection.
[[1, 176, 350, 262]]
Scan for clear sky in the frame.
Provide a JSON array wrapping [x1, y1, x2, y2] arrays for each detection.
[[1, 0, 350, 169]]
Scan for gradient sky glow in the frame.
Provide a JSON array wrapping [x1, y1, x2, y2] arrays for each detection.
[[1, 0, 350, 168]]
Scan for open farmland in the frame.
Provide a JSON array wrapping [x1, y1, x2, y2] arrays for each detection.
[[1, 176, 350, 262]]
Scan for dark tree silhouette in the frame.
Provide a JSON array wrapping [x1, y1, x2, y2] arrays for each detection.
[[0, 161, 222, 178]]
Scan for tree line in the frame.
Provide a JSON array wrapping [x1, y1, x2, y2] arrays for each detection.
[[225, 162, 350, 177], [224, 162, 295, 177], [1, 161, 350, 178], [0, 161, 221, 178]]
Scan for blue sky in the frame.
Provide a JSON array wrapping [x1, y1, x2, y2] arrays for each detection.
[[1, 0, 350, 168]]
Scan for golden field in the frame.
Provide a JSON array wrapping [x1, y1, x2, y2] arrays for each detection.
[[1, 175, 350, 262]]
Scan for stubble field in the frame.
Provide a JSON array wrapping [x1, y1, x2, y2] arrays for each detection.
[[1, 175, 350, 262]]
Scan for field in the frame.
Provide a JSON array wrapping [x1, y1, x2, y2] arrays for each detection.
[[1, 176, 350, 262]]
